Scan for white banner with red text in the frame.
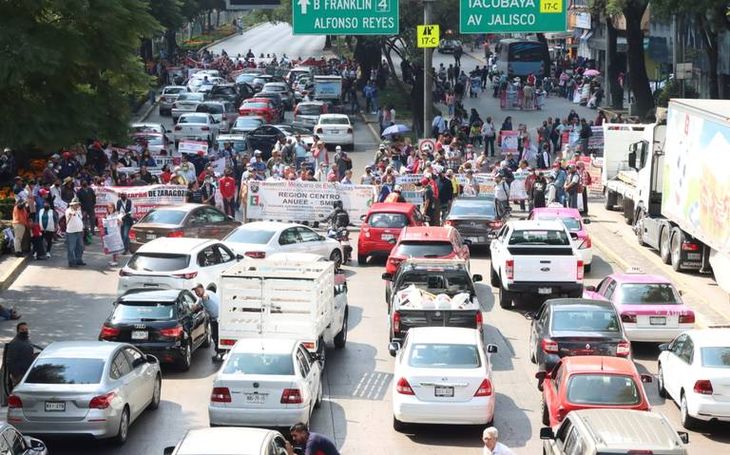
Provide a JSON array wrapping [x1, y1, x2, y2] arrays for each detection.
[[92, 185, 188, 219]]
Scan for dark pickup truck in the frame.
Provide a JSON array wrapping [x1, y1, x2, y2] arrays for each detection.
[[382, 259, 484, 343]]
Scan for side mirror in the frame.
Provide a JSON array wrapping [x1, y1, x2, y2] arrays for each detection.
[[678, 289, 684, 296], [641, 374, 653, 383], [585, 285, 596, 292], [472, 274, 483, 282], [236, 254, 244, 260], [628, 150, 637, 170], [535, 371, 547, 382], [388, 341, 401, 357], [381, 272, 393, 281], [164, 447, 176, 455], [486, 344, 498, 354], [539, 427, 555, 440], [658, 343, 670, 352], [677, 431, 689, 444], [360, 214, 367, 221], [582, 218, 591, 224], [145, 354, 158, 364]]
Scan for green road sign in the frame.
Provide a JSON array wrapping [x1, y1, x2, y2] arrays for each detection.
[[460, 0, 567, 34], [292, 0, 399, 35]]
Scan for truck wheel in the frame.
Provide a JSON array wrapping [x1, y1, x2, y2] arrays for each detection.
[[623, 200, 635, 225], [604, 190, 616, 210], [659, 227, 671, 264], [634, 208, 646, 246], [490, 266, 500, 287], [334, 308, 348, 349], [498, 286, 513, 309], [670, 228, 685, 272]]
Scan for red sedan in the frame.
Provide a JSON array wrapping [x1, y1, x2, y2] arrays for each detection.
[[536, 356, 652, 427], [239, 98, 277, 123], [357, 203, 425, 265], [385, 226, 470, 276]]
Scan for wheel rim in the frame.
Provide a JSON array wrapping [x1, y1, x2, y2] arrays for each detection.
[[661, 229, 669, 256], [120, 411, 129, 440], [154, 378, 161, 404], [658, 367, 664, 392], [185, 343, 192, 366], [671, 233, 681, 264], [331, 250, 342, 268]]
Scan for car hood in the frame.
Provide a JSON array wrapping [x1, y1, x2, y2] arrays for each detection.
[[132, 223, 182, 231]]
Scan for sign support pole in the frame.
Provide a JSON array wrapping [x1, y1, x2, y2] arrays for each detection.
[[423, 0, 434, 137]]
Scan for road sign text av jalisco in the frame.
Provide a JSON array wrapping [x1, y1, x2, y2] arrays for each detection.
[[292, 0, 399, 35], [460, 0, 566, 33]]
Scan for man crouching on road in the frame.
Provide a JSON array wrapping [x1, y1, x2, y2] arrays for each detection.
[[193, 284, 221, 361], [288, 422, 340, 455]]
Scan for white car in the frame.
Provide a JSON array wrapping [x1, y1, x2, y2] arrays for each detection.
[[195, 101, 232, 133], [390, 327, 498, 431], [657, 328, 730, 429], [223, 221, 343, 267], [130, 122, 167, 136], [208, 338, 322, 427], [117, 238, 238, 296], [293, 101, 326, 129], [158, 86, 188, 116], [173, 113, 220, 144], [171, 92, 205, 122], [165, 427, 290, 455], [314, 114, 354, 148]]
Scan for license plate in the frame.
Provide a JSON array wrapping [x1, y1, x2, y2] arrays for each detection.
[[650, 316, 666, 326], [327, 129, 338, 134], [131, 330, 148, 340], [434, 386, 454, 397], [538, 287, 552, 294], [147, 233, 157, 240], [467, 237, 479, 243], [381, 234, 395, 241], [45, 401, 65, 412], [245, 393, 267, 404]]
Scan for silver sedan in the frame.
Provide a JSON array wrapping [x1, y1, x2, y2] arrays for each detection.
[[7, 341, 161, 445]]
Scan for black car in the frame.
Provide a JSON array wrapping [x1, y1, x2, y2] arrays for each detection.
[[207, 83, 242, 106], [246, 124, 313, 159], [438, 39, 462, 54], [99, 289, 211, 371], [445, 196, 505, 247], [234, 82, 256, 102], [529, 298, 631, 372]]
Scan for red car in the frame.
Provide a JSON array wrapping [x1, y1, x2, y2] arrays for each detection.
[[385, 226, 470, 276], [536, 356, 653, 427], [239, 98, 277, 123], [357, 203, 425, 265]]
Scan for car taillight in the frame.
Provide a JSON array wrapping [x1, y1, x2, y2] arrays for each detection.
[[281, 388, 303, 404], [578, 237, 592, 249], [392, 311, 401, 333], [128, 230, 137, 241], [505, 260, 514, 281], [474, 378, 493, 397], [172, 271, 198, 280], [681, 241, 700, 251], [244, 251, 266, 259], [174, 126, 182, 131], [7, 395, 22, 409], [89, 392, 116, 409], [617, 340, 631, 357], [387, 257, 403, 270], [211, 387, 232, 403], [159, 325, 184, 339], [316, 128, 323, 134], [541, 338, 558, 354], [167, 230, 184, 238], [475, 311, 483, 330], [302, 341, 316, 350], [396, 377, 414, 395], [576, 260, 584, 281], [220, 339, 236, 346], [693, 380, 713, 395], [621, 313, 637, 323], [99, 324, 120, 339], [679, 312, 695, 324]]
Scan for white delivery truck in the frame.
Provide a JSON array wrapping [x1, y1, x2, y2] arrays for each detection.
[[313, 75, 342, 101], [606, 99, 730, 294], [218, 256, 348, 363]]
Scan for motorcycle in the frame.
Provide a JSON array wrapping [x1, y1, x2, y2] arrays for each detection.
[[327, 226, 352, 264]]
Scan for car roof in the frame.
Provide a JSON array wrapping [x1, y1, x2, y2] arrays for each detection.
[[137, 237, 216, 253], [234, 221, 302, 231], [298, 101, 325, 106], [683, 328, 730, 345], [399, 258, 468, 272], [547, 298, 615, 311], [118, 289, 182, 302], [399, 226, 453, 241], [176, 427, 275, 454], [508, 220, 566, 230], [41, 341, 122, 359], [572, 409, 683, 450], [217, 134, 247, 141], [608, 272, 673, 284], [367, 202, 417, 214], [531, 207, 582, 218], [560, 356, 637, 375], [319, 113, 348, 119], [231, 338, 298, 354], [408, 327, 480, 344], [147, 204, 202, 213]]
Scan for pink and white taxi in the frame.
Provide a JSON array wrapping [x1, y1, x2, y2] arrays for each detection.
[[527, 207, 593, 272], [584, 270, 695, 342]]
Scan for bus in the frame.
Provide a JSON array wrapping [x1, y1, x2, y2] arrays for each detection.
[[496, 39, 549, 78]]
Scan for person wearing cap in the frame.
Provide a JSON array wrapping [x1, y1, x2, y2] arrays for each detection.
[[494, 174, 511, 217], [12, 199, 30, 257], [193, 284, 222, 360], [545, 173, 559, 206], [58, 152, 78, 180], [360, 166, 375, 185], [65, 197, 85, 266], [420, 173, 439, 225]]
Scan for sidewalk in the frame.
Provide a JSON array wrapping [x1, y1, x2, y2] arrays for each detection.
[[0, 254, 29, 291]]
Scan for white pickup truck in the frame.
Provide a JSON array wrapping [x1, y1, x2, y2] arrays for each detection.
[[217, 254, 348, 364], [489, 220, 584, 308]]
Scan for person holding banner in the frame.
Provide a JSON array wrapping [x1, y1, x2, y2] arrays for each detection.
[[115, 193, 134, 255], [102, 203, 124, 266]]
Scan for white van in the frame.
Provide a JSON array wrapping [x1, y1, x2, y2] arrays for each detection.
[[541, 409, 689, 455]]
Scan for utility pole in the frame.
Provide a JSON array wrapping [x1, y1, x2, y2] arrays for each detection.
[[423, 0, 434, 137]]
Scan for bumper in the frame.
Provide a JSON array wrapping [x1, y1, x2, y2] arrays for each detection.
[[358, 240, 395, 258], [132, 341, 185, 363], [393, 395, 495, 425], [208, 405, 310, 427], [504, 282, 583, 297], [688, 395, 730, 422], [576, 247, 593, 265], [318, 133, 354, 146], [10, 408, 123, 439], [624, 326, 684, 343], [117, 278, 195, 296]]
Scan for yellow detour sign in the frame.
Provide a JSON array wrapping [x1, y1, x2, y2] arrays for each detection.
[[417, 24, 440, 48]]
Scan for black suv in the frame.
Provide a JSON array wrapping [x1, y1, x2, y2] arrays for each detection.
[[208, 83, 242, 106], [99, 289, 211, 371]]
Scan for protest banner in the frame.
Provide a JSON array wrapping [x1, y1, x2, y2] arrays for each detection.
[[396, 173, 528, 203], [211, 157, 226, 176], [499, 131, 519, 155], [99, 216, 125, 255], [246, 181, 376, 223], [92, 184, 188, 219], [178, 140, 209, 155]]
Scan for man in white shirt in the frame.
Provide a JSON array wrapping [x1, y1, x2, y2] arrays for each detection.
[[65, 198, 85, 267], [482, 427, 514, 455], [493, 174, 510, 218]]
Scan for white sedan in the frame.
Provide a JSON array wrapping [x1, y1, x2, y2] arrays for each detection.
[[657, 328, 730, 429], [223, 221, 343, 267], [314, 114, 354, 149], [208, 338, 322, 427], [173, 113, 220, 144], [389, 327, 498, 431]]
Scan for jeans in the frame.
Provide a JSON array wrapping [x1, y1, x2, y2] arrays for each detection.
[[211, 319, 220, 354], [121, 222, 131, 252], [65, 231, 84, 265], [223, 198, 235, 216], [42, 231, 54, 254], [484, 136, 496, 156], [567, 190, 579, 209], [556, 187, 566, 206]]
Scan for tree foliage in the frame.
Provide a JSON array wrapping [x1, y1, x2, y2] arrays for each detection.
[[0, 0, 161, 151]]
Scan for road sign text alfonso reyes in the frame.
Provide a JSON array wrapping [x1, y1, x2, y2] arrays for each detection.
[[292, 0, 399, 35]]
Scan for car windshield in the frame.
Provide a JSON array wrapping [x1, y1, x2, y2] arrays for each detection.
[[701, 347, 730, 368], [397, 270, 471, 295], [264, 85, 285, 92], [179, 115, 208, 124], [25, 358, 105, 385], [237, 74, 257, 83], [509, 229, 570, 245], [368, 213, 408, 228], [235, 118, 263, 128], [567, 374, 641, 405], [178, 93, 204, 101], [223, 353, 294, 375], [394, 241, 454, 258], [297, 104, 323, 115], [537, 216, 581, 231], [408, 343, 481, 369], [133, 135, 163, 146], [112, 302, 175, 322], [450, 200, 496, 217], [319, 117, 349, 125], [163, 87, 186, 94], [139, 210, 186, 225], [243, 102, 268, 109], [552, 309, 620, 332], [217, 139, 247, 153], [127, 254, 190, 272], [225, 228, 275, 244], [616, 283, 680, 305]]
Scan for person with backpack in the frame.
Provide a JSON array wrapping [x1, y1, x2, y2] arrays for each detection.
[[531, 172, 547, 209]]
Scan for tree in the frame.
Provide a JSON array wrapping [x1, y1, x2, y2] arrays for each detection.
[[149, 0, 186, 58], [0, 0, 161, 150], [589, 0, 624, 108]]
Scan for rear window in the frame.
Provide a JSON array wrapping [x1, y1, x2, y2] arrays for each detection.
[[225, 228, 275, 244], [616, 283, 680, 305], [139, 210, 186, 225], [198, 104, 223, 114], [509, 229, 570, 245], [177, 93, 204, 101], [243, 102, 268, 109], [450, 200, 496, 217], [211, 86, 236, 96], [25, 358, 105, 385], [537, 216, 581, 231], [368, 213, 408, 228], [319, 117, 349, 125], [395, 241, 454, 258], [552, 309, 620, 332], [408, 344, 481, 369], [701, 347, 730, 368], [112, 302, 175, 322], [223, 353, 294, 375], [264, 84, 285, 92], [235, 118, 263, 127], [297, 104, 323, 115], [128, 254, 190, 272], [163, 87, 186, 94], [179, 115, 208, 124], [567, 374, 641, 405]]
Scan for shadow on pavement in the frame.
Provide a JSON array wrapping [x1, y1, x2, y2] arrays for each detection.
[[325, 341, 391, 402]]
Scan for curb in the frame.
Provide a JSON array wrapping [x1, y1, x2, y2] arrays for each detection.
[[0, 256, 29, 292], [360, 112, 382, 144], [136, 100, 159, 123]]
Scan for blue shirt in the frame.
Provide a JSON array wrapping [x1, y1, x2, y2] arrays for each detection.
[[200, 291, 220, 320], [305, 433, 340, 455]]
